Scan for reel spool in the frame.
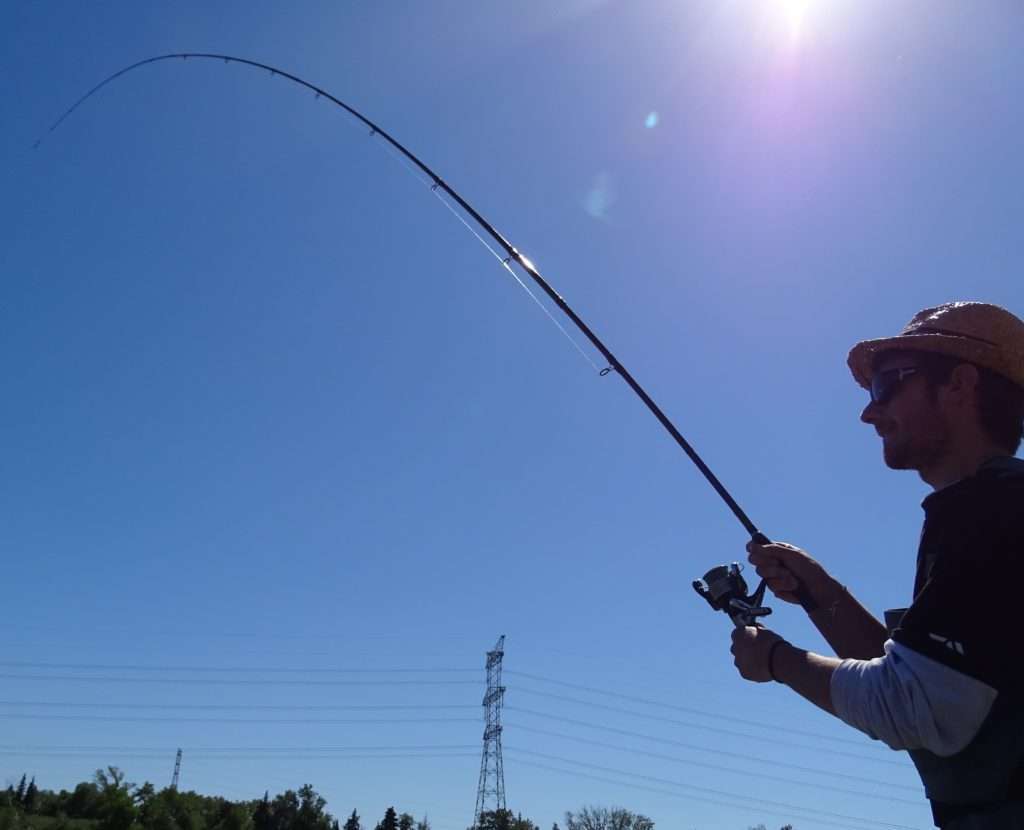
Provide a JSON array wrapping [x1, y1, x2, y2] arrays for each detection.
[[693, 563, 771, 627]]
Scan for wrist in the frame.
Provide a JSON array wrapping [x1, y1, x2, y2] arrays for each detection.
[[808, 576, 846, 616], [767, 638, 790, 683]]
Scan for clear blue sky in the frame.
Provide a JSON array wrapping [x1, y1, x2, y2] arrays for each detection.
[[3, 2, 1022, 829]]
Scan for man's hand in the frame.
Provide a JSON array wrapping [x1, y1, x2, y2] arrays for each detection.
[[730, 625, 785, 683], [746, 540, 834, 608]]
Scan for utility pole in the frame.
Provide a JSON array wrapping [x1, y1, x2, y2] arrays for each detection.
[[473, 635, 506, 827], [170, 748, 182, 791]]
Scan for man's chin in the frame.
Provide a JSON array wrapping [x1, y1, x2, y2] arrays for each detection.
[[882, 441, 914, 470]]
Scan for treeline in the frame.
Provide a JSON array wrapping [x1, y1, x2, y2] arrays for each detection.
[[1, 768, 791, 830], [1, 768, 420, 830]]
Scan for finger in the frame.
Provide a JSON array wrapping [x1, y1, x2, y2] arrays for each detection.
[[766, 575, 799, 592], [753, 564, 793, 580], [750, 545, 801, 564]]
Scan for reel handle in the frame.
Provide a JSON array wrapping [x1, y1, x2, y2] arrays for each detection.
[[750, 531, 819, 613]]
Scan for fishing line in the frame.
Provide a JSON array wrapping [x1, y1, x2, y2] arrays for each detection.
[[428, 188, 603, 373], [348, 114, 604, 371], [37, 52, 778, 560]]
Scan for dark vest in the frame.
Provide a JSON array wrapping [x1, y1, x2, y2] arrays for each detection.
[[890, 457, 1024, 826]]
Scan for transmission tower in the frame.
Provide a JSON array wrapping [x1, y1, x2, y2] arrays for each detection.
[[170, 748, 182, 791], [473, 635, 506, 827]]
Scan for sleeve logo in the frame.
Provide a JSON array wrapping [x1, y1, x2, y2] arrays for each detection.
[[928, 633, 965, 655]]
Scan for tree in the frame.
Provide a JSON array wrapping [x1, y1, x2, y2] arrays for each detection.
[[398, 814, 414, 830], [343, 811, 361, 830], [14, 777, 27, 808], [22, 780, 38, 814], [564, 807, 653, 830], [474, 810, 537, 830], [212, 801, 253, 830], [254, 793, 273, 830], [93, 768, 138, 830], [375, 808, 398, 830], [134, 782, 156, 808], [292, 785, 334, 830], [414, 816, 430, 830], [67, 782, 102, 819]]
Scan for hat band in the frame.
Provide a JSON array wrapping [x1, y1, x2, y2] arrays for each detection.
[[901, 326, 998, 347]]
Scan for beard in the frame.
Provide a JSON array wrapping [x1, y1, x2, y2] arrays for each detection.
[[881, 417, 950, 472]]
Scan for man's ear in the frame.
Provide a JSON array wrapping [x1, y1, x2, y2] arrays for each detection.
[[947, 363, 980, 407]]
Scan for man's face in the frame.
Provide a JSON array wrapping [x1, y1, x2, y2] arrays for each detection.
[[860, 352, 951, 472]]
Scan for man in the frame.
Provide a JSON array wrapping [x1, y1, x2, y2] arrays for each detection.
[[729, 301, 1024, 829]]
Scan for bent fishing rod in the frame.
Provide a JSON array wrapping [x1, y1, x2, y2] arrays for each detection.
[[39, 52, 815, 624]]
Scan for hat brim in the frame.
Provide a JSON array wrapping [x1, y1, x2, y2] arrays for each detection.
[[847, 333, 1020, 389]]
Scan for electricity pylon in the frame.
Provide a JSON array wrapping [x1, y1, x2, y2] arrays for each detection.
[[170, 748, 182, 791], [473, 635, 506, 827]]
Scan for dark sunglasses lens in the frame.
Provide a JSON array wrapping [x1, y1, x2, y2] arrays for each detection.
[[870, 368, 917, 404], [870, 373, 894, 404]]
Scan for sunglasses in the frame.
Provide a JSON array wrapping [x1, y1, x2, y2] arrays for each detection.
[[870, 366, 919, 405]]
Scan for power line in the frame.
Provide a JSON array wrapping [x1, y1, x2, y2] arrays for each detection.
[[509, 756, 923, 830], [0, 750, 478, 762], [507, 672, 868, 747], [505, 705, 907, 768], [505, 748, 923, 830], [0, 714, 477, 725], [0, 661, 477, 674], [0, 700, 476, 712], [0, 674, 478, 687], [508, 722, 918, 793], [506, 739, 920, 806], [1, 743, 480, 753]]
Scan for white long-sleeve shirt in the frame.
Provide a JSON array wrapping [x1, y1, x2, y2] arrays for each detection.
[[830, 639, 998, 757]]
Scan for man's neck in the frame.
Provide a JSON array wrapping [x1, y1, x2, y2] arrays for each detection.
[[919, 441, 1007, 490]]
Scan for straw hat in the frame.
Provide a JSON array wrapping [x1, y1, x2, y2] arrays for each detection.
[[847, 301, 1024, 390]]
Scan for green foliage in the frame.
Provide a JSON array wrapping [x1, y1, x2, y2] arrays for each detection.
[[23, 781, 39, 816], [563, 807, 653, 830], [0, 808, 23, 830], [373, 808, 397, 830], [472, 811, 537, 830]]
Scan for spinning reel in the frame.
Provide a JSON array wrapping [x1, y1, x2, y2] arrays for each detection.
[[693, 562, 772, 627]]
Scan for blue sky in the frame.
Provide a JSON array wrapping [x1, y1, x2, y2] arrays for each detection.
[[3, 2, 1022, 829]]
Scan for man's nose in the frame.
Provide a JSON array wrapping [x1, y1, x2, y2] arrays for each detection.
[[860, 400, 880, 424]]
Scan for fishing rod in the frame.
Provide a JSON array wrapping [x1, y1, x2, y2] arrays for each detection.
[[38, 52, 815, 625]]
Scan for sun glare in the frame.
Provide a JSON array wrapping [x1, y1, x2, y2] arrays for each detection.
[[745, 0, 824, 47], [779, 0, 813, 42]]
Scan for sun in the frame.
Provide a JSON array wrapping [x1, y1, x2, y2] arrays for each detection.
[[778, 0, 813, 42]]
